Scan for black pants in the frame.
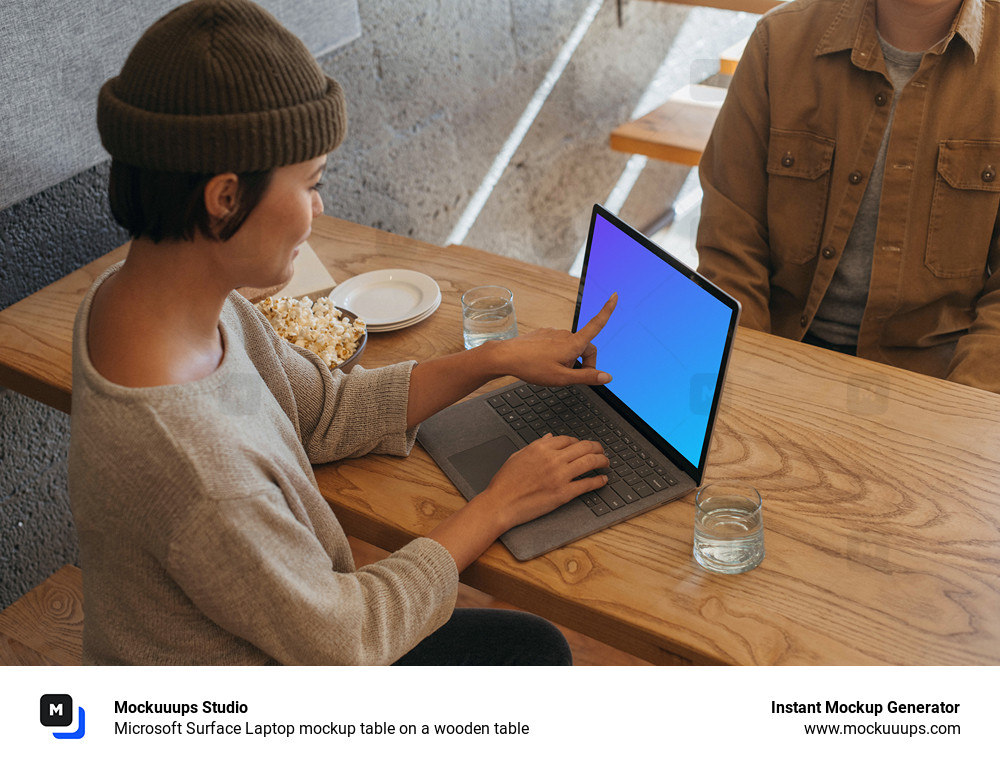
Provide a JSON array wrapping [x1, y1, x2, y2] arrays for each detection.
[[393, 608, 572, 666], [802, 331, 857, 357]]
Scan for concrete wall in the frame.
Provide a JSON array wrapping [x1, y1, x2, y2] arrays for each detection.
[[0, 0, 757, 608], [0, 164, 126, 608]]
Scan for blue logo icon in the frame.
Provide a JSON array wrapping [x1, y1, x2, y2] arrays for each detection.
[[40, 694, 86, 739]]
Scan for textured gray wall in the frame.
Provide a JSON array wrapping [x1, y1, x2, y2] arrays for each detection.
[[0, 0, 756, 608], [0, 164, 128, 608], [1, 0, 360, 209]]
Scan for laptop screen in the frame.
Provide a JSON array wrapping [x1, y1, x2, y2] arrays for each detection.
[[574, 205, 740, 478]]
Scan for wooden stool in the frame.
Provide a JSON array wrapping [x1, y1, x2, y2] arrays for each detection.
[[0, 564, 83, 665], [610, 83, 726, 167], [609, 84, 726, 234], [632, 0, 787, 15], [719, 37, 748, 75]]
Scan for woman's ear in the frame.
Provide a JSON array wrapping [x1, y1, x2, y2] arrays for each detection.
[[203, 173, 240, 221]]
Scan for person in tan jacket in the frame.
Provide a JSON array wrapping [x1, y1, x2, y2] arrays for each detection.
[[697, 0, 1000, 393]]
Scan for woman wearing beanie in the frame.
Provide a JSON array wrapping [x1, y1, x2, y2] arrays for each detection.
[[70, 0, 617, 665]]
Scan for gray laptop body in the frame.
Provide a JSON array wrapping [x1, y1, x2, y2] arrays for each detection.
[[417, 204, 741, 560]]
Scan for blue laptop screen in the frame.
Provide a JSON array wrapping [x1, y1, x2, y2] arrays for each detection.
[[576, 210, 736, 470]]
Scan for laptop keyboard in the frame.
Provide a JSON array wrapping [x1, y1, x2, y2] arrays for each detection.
[[487, 383, 679, 517]]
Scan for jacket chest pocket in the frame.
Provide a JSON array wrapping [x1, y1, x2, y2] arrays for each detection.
[[926, 141, 1000, 278], [766, 129, 835, 265]]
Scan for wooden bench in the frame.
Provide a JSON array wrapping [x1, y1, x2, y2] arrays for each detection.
[[0, 556, 646, 666], [0, 564, 83, 665], [635, 0, 786, 14], [609, 83, 727, 167]]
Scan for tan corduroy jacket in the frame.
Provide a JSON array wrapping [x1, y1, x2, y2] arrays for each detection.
[[697, 0, 1000, 393]]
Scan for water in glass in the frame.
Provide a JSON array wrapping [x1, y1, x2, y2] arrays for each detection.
[[693, 499, 764, 574], [462, 289, 517, 348]]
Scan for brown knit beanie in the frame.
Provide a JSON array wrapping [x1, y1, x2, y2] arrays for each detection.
[[97, 0, 346, 173]]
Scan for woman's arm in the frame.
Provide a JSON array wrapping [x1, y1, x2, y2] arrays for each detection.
[[406, 293, 618, 427], [427, 434, 610, 571], [412, 295, 619, 571]]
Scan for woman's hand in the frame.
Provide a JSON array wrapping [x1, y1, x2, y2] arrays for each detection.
[[480, 434, 610, 529], [491, 293, 618, 387], [428, 434, 610, 571], [407, 294, 618, 428]]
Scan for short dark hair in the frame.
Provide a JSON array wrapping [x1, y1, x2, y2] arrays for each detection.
[[108, 160, 273, 243]]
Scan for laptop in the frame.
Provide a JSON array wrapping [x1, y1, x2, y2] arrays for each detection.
[[417, 204, 741, 560]]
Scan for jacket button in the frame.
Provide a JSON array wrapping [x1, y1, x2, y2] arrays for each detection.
[[983, 166, 996, 183], [821, 246, 836, 259], [849, 171, 863, 184], [875, 92, 888, 106], [800, 315, 809, 327], [781, 152, 795, 168]]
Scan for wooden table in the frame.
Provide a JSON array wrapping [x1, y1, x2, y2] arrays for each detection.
[[2, 214, 999, 665]]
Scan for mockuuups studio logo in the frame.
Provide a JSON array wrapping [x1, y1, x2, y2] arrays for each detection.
[[40, 694, 86, 739]]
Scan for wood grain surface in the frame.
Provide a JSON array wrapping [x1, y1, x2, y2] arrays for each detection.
[[637, 0, 786, 14], [306, 218, 1000, 666], [0, 565, 83, 666], [1, 214, 998, 665]]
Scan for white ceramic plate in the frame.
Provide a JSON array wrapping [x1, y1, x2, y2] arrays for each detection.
[[330, 269, 441, 327], [365, 293, 442, 332]]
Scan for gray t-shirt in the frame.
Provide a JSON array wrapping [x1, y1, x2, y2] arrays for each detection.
[[809, 35, 924, 346]]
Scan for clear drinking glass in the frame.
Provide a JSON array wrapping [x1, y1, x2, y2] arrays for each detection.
[[693, 481, 765, 574], [462, 285, 518, 349]]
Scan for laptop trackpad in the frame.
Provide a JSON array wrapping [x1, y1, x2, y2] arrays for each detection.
[[446, 435, 519, 495]]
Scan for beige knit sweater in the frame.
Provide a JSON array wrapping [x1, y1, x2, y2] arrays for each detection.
[[68, 265, 458, 664]]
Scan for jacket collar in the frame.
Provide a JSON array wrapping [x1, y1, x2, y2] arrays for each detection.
[[816, 0, 985, 65]]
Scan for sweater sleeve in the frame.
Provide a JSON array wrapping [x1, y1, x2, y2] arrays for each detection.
[[167, 488, 459, 665], [230, 292, 419, 462], [284, 348, 419, 463]]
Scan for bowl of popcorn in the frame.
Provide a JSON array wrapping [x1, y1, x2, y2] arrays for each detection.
[[255, 295, 367, 373]]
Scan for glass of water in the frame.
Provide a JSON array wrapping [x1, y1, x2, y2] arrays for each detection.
[[693, 481, 764, 574], [462, 285, 518, 349]]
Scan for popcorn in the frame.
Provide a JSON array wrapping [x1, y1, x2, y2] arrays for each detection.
[[256, 295, 366, 370]]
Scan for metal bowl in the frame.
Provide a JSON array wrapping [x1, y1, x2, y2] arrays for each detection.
[[332, 307, 367, 373]]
